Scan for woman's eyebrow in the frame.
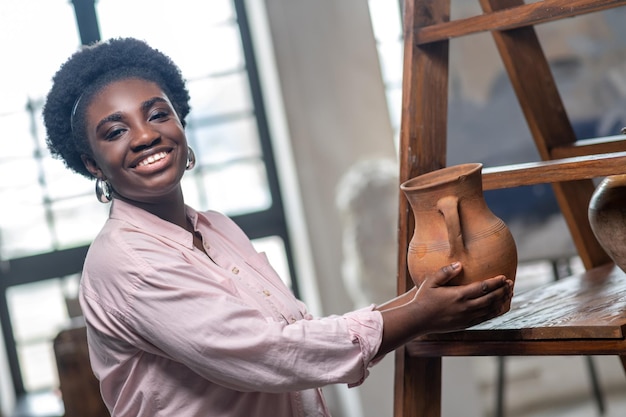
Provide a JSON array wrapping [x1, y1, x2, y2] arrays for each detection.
[[141, 96, 169, 112], [96, 112, 123, 132]]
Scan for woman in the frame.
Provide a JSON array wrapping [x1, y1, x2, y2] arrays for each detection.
[[43, 38, 512, 417]]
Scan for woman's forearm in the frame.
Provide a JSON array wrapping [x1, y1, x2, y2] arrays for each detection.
[[374, 286, 417, 311]]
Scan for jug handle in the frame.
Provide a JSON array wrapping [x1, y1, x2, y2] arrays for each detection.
[[437, 195, 464, 258]]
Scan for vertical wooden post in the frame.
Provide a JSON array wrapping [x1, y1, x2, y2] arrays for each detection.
[[395, 1, 450, 416]]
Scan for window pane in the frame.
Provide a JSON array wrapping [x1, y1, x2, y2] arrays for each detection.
[[187, 72, 253, 117], [97, 0, 240, 78], [189, 116, 262, 166], [7, 279, 68, 391], [376, 41, 403, 85], [8, 280, 67, 342], [0, 1, 79, 111], [252, 236, 292, 289], [368, 0, 403, 141], [1, 202, 54, 259], [0, 112, 36, 159], [177, 24, 245, 79], [0, 0, 82, 259], [7, 275, 79, 391], [184, 159, 271, 215], [17, 343, 59, 392], [0, 157, 40, 192], [368, 0, 402, 41], [42, 156, 93, 200], [51, 196, 110, 247]]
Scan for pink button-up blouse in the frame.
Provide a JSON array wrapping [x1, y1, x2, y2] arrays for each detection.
[[79, 199, 384, 416]]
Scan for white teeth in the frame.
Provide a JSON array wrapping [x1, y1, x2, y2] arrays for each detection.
[[137, 151, 167, 167]]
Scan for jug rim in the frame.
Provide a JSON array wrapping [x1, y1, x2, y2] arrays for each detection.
[[400, 163, 483, 191]]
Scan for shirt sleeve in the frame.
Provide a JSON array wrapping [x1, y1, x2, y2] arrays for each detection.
[[341, 305, 385, 388]]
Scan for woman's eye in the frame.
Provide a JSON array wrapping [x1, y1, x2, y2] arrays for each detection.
[[105, 127, 125, 140], [149, 110, 169, 122]]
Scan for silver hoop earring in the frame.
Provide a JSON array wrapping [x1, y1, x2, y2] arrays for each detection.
[[186, 147, 196, 170], [95, 178, 113, 203]]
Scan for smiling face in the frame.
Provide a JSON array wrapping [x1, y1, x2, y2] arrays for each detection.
[[81, 78, 189, 207]]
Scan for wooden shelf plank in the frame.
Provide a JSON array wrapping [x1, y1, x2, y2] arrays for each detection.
[[550, 135, 626, 158], [453, 263, 626, 340], [414, 0, 626, 45], [482, 151, 626, 190], [407, 338, 626, 357], [406, 263, 626, 357]]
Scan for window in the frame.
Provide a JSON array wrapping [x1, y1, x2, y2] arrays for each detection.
[[368, 0, 403, 148], [0, 0, 296, 398]]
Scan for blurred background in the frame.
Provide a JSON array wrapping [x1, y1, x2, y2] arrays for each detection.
[[0, 1, 626, 416]]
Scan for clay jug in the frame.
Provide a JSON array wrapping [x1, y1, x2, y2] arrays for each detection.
[[588, 174, 626, 272], [400, 163, 517, 290]]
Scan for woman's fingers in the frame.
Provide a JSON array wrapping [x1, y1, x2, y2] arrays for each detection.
[[467, 276, 514, 319], [467, 275, 511, 300], [423, 264, 512, 301], [425, 261, 463, 286]]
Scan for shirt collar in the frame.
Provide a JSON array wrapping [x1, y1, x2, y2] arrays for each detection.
[[109, 199, 206, 249]]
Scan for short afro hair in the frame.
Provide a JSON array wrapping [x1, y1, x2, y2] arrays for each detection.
[[43, 37, 191, 179]]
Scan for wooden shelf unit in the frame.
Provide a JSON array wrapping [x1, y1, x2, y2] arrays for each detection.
[[395, 1, 626, 416]]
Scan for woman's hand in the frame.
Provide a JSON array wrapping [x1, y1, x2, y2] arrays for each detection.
[[408, 261, 512, 334], [374, 262, 513, 359]]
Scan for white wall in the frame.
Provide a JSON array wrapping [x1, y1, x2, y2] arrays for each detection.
[[251, 1, 396, 416]]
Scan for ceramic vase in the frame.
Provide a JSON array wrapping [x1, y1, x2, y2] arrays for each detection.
[[588, 174, 626, 272], [400, 163, 518, 292]]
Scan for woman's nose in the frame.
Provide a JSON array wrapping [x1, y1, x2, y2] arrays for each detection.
[[130, 122, 160, 150]]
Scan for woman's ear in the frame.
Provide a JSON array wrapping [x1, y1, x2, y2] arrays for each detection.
[[81, 154, 103, 178]]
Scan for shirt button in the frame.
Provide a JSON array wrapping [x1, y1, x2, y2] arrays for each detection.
[[262, 289, 271, 297], [231, 267, 239, 275]]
